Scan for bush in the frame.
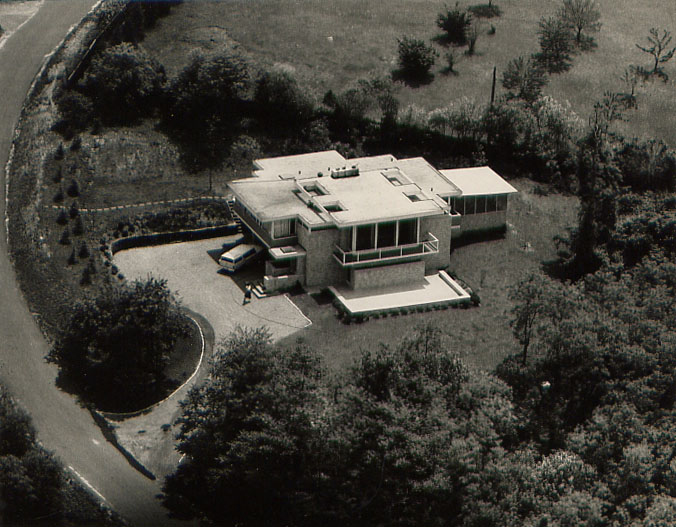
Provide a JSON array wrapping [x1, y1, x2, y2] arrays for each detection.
[[54, 90, 94, 137], [81, 43, 166, 125], [502, 56, 548, 103], [70, 136, 82, 151], [445, 51, 456, 72], [73, 216, 84, 236], [56, 209, 68, 225], [78, 242, 90, 259], [80, 266, 92, 286], [396, 36, 438, 81], [66, 180, 79, 198], [69, 201, 79, 219], [54, 144, 64, 160], [67, 248, 77, 266], [437, 7, 472, 44], [59, 228, 71, 246]]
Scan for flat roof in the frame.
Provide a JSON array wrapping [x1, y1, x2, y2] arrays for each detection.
[[440, 166, 518, 196], [253, 150, 346, 180], [397, 157, 461, 197]]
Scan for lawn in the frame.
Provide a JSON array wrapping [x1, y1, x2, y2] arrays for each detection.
[[141, 0, 676, 145], [278, 179, 579, 373]]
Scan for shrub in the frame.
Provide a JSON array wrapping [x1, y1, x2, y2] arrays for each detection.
[[80, 266, 92, 286], [81, 43, 166, 125], [502, 56, 548, 103], [445, 51, 456, 72], [78, 242, 90, 259], [54, 144, 64, 160], [396, 36, 438, 81], [437, 7, 472, 44], [73, 216, 84, 236], [59, 228, 71, 246], [69, 201, 79, 219], [66, 180, 79, 198], [67, 248, 77, 266], [70, 136, 82, 151], [56, 209, 68, 225], [54, 90, 94, 136]]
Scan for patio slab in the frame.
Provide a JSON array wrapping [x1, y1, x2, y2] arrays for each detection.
[[329, 270, 470, 315]]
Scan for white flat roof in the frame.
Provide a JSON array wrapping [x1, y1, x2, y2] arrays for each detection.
[[253, 150, 347, 180], [440, 166, 518, 196]]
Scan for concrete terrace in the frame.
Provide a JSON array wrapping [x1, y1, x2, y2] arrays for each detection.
[[329, 271, 470, 315]]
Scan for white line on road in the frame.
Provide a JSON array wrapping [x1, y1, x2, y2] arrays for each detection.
[[68, 465, 109, 505]]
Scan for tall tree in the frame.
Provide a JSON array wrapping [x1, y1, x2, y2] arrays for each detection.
[[636, 28, 676, 76], [536, 16, 574, 73], [49, 277, 186, 410], [502, 56, 548, 103], [558, 0, 601, 46]]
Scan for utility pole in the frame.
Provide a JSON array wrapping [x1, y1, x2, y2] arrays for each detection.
[[490, 66, 497, 106]]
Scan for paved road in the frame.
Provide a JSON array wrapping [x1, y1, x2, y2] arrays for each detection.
[[0, 2, 186, 525]]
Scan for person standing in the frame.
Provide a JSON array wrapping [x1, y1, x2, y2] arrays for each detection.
[[243, 282, 252, 305]]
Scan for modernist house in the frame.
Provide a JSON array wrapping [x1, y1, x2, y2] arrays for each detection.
[[227, 150, 517, 296]]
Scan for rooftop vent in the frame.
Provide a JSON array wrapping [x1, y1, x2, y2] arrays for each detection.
[[331, 166, 359, 179]]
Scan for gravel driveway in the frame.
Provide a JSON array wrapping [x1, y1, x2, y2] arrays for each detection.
[[114, 237, 311, 343]]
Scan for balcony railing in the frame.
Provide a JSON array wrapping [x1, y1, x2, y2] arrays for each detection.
[[333, 233, 439, 267]]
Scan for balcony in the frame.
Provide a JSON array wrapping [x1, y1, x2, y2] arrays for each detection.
[[333, 233, 439, 267], [450, 211, 462, 228], [234, 202, 297, 248]]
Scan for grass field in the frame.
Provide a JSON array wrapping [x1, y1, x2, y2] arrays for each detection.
[[278, 179, 579, 373], [141, 0, 676, 145]]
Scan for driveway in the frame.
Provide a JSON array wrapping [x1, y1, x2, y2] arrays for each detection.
[[114, 237, 310, 341]]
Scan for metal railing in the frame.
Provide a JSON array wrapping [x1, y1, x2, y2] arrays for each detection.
[[333, 233, 439, 266]]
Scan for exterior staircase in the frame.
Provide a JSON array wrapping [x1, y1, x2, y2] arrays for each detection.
[[226, 198, 243, 233], [252, 281, 267, 298]]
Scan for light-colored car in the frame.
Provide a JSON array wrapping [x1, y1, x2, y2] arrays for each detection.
[[219, 243, 264, 273]]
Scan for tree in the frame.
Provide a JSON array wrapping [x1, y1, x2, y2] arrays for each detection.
[[437, 7, 472, 45], [164, 324, 517, 526], [81, 43, 165, 124], [535, 16, 574, 73], [466, 20, 480, 55], [49, 277, 187, 410], [0, 386, 64, 523], [502, 56, 548, 103], [509, 273, 550, 364], [636, 28, 676, 77], [558, 0, 601, 46], [164, 51, 252, 169], [254, 70, 315, 134], [396, 36, 438, 81]]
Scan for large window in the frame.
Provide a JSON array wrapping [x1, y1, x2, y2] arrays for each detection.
[[356, 224, 375, 250], [465, 196, 476, 215], [497, 194, 508, 211], [273, 219, 296, 238], [487, 195, 497, 212], [378, 221, 396, 248], [398, 218, 417, 245]]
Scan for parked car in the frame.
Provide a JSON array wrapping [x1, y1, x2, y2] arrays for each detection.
[[219, 243, 264, 273], [221, 233, 245, 250]]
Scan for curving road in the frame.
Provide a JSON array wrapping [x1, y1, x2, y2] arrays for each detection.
[[0, 2, 186, 525]]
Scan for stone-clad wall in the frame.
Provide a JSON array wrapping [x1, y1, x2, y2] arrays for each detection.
[[420, 215, 452, 271], [351, 260, 425, 290], [297, 225, 345, 288]]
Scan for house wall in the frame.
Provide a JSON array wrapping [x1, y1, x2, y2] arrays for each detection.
[[351, 260, 425, 290], [297, 225, 345, 288], [458, 210, 507, 234], [420, 214, 452, 271]]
